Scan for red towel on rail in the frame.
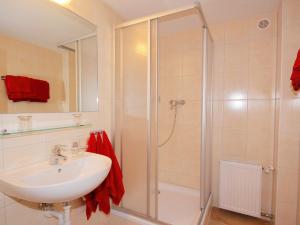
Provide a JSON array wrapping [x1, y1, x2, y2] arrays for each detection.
[[4, 75, 50, 102], [85, 131, 125, 220], [85, 133, 99, 219], [4, 75, 32, 102], [291, 49, 300, 91], [102, 131, 124, 205], [29, 79, 50, 102]]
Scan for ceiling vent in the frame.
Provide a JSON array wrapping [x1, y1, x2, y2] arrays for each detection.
[[257, 19, 270, 30]]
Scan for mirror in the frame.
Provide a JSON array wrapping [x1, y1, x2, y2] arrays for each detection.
[[0, 0, 98, 113]]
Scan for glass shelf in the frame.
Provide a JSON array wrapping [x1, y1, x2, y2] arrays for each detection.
[[0, 124, 92, 137]]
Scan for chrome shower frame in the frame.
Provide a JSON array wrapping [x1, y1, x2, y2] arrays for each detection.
[[114, 3, 213, 224]]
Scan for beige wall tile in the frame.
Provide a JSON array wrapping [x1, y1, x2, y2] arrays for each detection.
[[224, 42, 249, 72], [223, 69, 248, 100], [248, 100, 275, 130], [213, 102, 224, 128], [277, 168, 298, 204], [210, 24, 225, 42], [212, 72, 224, 100], [223, 100, 247, 129], [279, 99, 300, 133], [249, 37, 276, 70], [181, 76, 202, 101], [6, 201, 45, 225], [182, 49, 202, 76], [225, 20, 250, 43], [159, 76, 182, 100], [181, 101, 201, 126], [213, 42, 225, 73], [211, 13, 277, 215], [278, 133, 300, 169], [248, 67, 276, 99], [222, 128, 247, 159], [276, 202, 298, 225], [247, 128, 274, 165]]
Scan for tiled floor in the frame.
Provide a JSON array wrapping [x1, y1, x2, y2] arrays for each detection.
[[208, 208, 271, 225]]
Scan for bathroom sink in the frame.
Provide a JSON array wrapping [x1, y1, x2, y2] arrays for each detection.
[[0, 152, 112, 203]]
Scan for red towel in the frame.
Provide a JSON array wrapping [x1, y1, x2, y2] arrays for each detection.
[[85, 131, 125, 220], [4, 75, 32, 102], [291, 50, 300, 91], [4, 75, 50, 102], [101, 131, 124, 205], [94, 132, 110, 214], [29, 79, 50, 102], [85, 133, 99, 219], [293, 50, 300, 71]]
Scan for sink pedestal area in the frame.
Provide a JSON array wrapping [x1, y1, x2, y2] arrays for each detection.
[[42, 202, 72, 225], [0, 152, 112, 225]]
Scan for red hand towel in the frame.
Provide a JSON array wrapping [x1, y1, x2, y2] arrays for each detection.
[[291, 49, 300, 90], [293, 50, 300, 71], [95, 132, 111, 214], [29, 78, 50, 102], [85, 131, 125, 219], [292, 74, 300, 91], [85, 133, 99, 219], [4, 75, 32, 101], [102, 131, 124, 205], [4, 75, 50, 102]]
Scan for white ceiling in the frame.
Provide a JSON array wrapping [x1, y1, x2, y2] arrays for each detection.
[[101, 0, 281, 24], [0, 0, 96, 49]]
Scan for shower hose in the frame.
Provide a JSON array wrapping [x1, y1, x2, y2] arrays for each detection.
[[158, 105, 178, 148]]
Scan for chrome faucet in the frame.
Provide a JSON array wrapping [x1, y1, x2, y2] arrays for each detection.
[[50, 145, 68, 164]]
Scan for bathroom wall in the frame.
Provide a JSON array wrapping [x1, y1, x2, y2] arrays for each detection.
[[210, 12, 278, 214], [0, 0, 128, 224], [158, 27, 203, 190], [274, 0, 300, 224]]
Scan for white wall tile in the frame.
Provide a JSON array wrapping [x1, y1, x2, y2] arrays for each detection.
[[6, 201, 45, 225], [2, 134, 44, 149], [3, 143, 46, 170], [211, 14, 277, 215]]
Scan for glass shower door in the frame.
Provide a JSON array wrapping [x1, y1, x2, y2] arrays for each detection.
[[115, 21, 149, 215], [114, 6, 213, 224], [156, 9, 204, 225]]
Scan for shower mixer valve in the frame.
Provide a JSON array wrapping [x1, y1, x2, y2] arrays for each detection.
[[169, 99, 186, 109]]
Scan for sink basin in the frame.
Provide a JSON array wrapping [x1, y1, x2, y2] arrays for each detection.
[[0, 152, 112, 203]]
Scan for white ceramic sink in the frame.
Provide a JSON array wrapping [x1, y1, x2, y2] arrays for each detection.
[[0, 152, 112, 203]]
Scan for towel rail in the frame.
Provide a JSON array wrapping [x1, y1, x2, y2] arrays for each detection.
[[1, 75, 5, 80], [90, 129, 104, 134]]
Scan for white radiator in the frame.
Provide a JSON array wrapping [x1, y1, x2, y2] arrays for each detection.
[[219, 160, 262, 218]]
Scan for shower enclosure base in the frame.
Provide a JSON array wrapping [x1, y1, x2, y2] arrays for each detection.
[[158, 182, 201, 225]]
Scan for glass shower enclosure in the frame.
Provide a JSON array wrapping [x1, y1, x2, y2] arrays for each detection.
[[114, 5, 213, 225]]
